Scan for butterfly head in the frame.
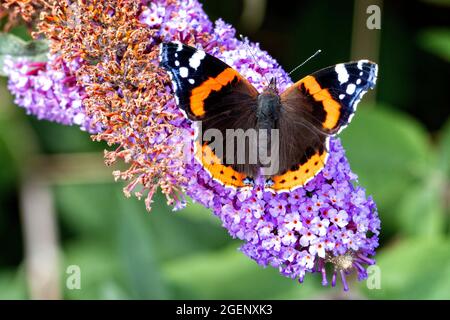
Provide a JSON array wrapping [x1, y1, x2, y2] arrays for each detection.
[[267, 77, 278, 94]]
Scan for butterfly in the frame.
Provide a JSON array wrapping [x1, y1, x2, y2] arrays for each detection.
[[159, 41, 377, 192]]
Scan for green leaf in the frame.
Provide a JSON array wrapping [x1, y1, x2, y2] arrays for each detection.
[[418, 28, 450, 62], [0, 268, 27, 299], [29, 118, 103, 154], [163, 245, 328, 299], [438, 118, 450, 177], [340, 105, 432, 231], [0, 32, 48, 76], [437, 119, 450, 229], [138, 192, 232, 263], [55, 184, 121, 239], [116, 191, 171, 299], [0, 86, 40, 197], [397, 179, 445, 237], [362, 238, 450, 299], [63, 241, 126, 300], [97, 281, 131, 300], [0, 92, 39, 166]]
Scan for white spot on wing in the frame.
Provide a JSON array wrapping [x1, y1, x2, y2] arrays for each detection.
[[369, 64, 378, 84], [158, 43, 164, 63], [189, 50, 206, 70], [356, 79, 361, 85], [346, 83, 356, 95], [171, 80, 178, 91], [176, 41, 183, 52], [175, 60, 180, 66], [167, 72, 178, 91], [188, 78, 195, 84], [179, 67, 188, 78], [339, 94, 345, 100], [357, 59, 368, 70], [335, 64, 349, 84]]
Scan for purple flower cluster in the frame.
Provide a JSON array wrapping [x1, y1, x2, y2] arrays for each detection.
[[142, 0, 380, 290], [3, 0, 380, 290], [187, 136, 379, 290], [141, 0, 213, 40], [3, 56, 94, 131]]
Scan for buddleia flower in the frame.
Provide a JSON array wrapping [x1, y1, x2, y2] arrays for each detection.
[[3, 0, 380, 290], [3, 55, 93, 131]]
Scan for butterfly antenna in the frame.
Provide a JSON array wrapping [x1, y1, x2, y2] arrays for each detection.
[[239, 34, 271, 85], [287, 49, 322, 76]]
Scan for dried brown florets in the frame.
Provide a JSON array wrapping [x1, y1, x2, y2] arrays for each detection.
[[36, 0, 212, 209], [0, 0, 51, 31]]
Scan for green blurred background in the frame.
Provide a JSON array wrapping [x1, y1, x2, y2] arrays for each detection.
[[0, 0, 449, 299]]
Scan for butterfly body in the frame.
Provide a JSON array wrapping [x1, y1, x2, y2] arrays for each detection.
[[256, 79, 281, 131], [159, 41, 378, 192]]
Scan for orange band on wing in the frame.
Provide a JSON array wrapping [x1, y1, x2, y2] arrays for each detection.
[[190, 68, 238, 117], [299, 76, 341, 130], [268, 149, 327, 191], [195, 141, 248, 188]]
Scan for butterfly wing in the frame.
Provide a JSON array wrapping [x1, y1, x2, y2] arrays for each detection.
[[266, 60, 378, 192], [159, 42, 260, 188]]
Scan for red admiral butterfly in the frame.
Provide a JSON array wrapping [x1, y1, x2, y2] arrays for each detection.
[[159, 41, 378, 192]]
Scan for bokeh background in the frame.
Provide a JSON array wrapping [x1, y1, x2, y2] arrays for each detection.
[[0, 0, 449, 299]]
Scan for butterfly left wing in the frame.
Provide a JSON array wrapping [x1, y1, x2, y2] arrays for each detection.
[[159, 41, 259, 121], [266, 60, 378, 192], [159, 41, 260, 188]]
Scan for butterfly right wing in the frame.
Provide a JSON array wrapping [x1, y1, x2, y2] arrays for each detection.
[[159, 42, 260, 188], [266, 60, 378, 192], [281, 60, 378, 135]]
